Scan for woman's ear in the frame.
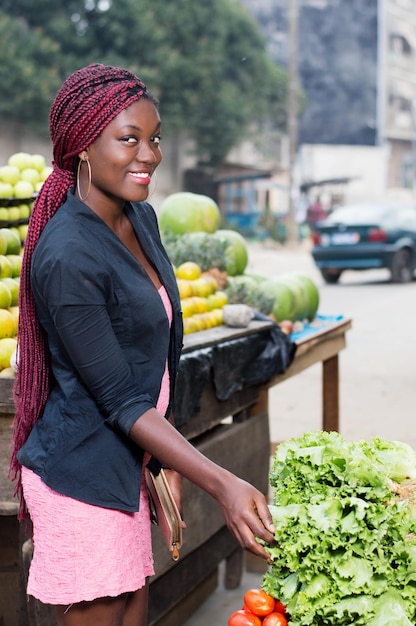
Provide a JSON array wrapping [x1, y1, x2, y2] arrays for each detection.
[[78, 150, 88, 161]]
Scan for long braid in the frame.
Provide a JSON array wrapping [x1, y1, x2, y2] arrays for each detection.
[[9, 64, 155, 518]]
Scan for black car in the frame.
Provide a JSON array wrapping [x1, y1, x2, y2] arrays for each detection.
[[311, 202, 416, 283]]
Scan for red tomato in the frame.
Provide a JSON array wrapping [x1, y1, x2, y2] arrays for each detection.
[[274, 599, 287, 615], [243, 588, 276, 617], [263, 612, 289, 626], [228, 609, 262, 626]]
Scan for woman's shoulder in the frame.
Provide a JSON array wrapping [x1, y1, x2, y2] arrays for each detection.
[[37, 193, 107, 251], [33, 200, 108, 274]]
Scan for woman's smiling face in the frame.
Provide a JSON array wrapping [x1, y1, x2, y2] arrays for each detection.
[[83, 98, 162, 208]]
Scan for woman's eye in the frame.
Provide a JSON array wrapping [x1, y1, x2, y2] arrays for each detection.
[[151, 135, 162, 145], [121, 136, 138, 144]]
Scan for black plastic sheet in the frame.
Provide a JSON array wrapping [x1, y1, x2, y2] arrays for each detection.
[[241, 311, 297, 387], [174, 316, 296, 427], [173, 348, 212, 428]]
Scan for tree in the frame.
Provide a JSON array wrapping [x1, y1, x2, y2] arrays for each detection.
[[1, 0, 290, 165], [148, 0, 289, 164], [0, 13, 62, 134]]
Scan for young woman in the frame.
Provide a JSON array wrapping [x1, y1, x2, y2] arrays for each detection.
[[10, 64, 275, 626]]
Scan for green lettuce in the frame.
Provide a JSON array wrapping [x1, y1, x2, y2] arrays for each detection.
[[262, 431, 416, 625]]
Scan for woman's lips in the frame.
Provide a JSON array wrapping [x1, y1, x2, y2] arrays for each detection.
[[129, 171, 151, 185]]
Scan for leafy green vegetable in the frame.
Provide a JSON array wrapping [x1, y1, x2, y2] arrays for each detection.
[[262, 430, 416, 625], [162, 231, 228, 272]]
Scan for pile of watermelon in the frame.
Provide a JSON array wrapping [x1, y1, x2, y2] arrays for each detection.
[[159, 192, 320, 326]]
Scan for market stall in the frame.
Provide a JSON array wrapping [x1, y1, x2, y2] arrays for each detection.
[[0, 315, 351, 626]]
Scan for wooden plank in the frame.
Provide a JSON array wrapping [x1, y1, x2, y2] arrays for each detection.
[[0, 377, 14, 416], [246, 385, 269, 423], [323, 354, 339, 431], [148, 527, 239, 625], [178, 383, 260, 439], [150, 569, 219, 626], [0, 516, 20, 626], [0, 415, 18, 515], [245, 551, 269, 575], [152, 412, 270, 576], [267, 334, 346, 386], [266, 318, 351, 433], [295, 318, 352, 352], [182, 320, 274, 353], [224, 547, 245, 590]]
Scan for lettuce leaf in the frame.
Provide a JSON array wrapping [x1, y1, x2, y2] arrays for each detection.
[[262, 431, 416, 625]]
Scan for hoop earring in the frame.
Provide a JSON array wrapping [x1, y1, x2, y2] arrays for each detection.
[[77, 158, 92, 202], [148, 171, 158, 200]]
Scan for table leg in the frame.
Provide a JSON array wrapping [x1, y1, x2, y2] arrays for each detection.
[[224, 547, 244, 589], [322, 354, 339, 432]]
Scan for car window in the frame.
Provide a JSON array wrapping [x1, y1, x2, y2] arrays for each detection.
[[327, 204, 416, 226], [327, 205, 388, 224], [382, 212, 398, 229], [395, 209, 416, 229]]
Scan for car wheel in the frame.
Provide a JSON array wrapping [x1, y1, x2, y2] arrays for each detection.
[[320, 269, 342, 284], [390, 248, 413, 283]]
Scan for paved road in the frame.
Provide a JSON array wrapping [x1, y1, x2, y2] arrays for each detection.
[[184, 239, 416, 625], [246, 240, 416, 450]]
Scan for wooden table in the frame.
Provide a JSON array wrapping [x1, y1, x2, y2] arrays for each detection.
[[0, 317, 351, 626], [267, 316, 352, 433]]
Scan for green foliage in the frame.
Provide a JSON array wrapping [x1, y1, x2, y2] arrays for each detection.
[[0, 12, 62, 133], [1, 0, 291, 164]]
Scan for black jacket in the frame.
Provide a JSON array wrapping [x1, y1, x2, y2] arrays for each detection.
[[18, 191, 183, 511]]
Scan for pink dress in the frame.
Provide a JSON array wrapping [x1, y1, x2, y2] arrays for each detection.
[[21, 285, 172, 605]]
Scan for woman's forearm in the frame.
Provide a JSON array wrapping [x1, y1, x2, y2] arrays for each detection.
[[129, 407, 229, 497], [129, 406, 276, 565]]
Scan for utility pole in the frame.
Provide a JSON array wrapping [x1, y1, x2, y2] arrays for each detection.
[[286, 0, 299, 244]]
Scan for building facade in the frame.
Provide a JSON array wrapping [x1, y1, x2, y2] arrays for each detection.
[[383, 0, 416, 187], [241, 0, 416, 200]]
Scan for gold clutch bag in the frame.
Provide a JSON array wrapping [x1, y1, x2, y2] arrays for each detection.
[[145, 468, 183, 561]]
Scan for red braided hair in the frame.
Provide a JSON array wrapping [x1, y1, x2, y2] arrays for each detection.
[[10, 64, 156, 518]]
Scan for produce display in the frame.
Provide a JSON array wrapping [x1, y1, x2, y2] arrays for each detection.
[[0, 179, 322, 345], [175, 261, 228, 334], [0, 224, 22, 375], [259, 273, 319, 325], [0, 151, 50, 375], [258, 431, 416, 626], [225, 275, 275, 316], [0, 151, 50, 203], [214, 228, 249, 276], [164, 228, 249, 278], [228, 588, 288, 625], [162, 191, 321, 334], [159, 191, 221, 235]]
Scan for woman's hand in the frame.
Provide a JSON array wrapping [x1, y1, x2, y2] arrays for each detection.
[[214, 473, 276, 563], [130, 413, 273, 554]]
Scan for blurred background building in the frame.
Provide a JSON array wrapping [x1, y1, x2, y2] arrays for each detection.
[[241, 0, 416, 209]]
